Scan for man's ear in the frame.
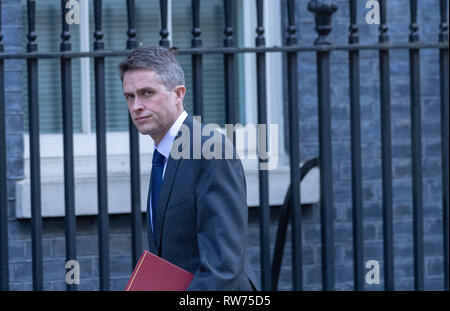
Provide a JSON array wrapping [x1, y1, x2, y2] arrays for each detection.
[[174, 85, 186, 105]]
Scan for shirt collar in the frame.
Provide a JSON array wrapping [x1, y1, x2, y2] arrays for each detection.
[[154, 110, 188, 159]]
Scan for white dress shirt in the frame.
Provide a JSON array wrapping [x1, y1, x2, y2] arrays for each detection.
[[149, 110, 188, 232]]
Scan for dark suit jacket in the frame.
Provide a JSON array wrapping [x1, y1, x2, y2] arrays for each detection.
[[147, 114, 259, 290]]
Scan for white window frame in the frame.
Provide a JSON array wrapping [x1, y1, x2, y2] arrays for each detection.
[[17, 1, 319, 218], [30, 0, 286, 160], [78, 0, 172, 134], [240, 0, 287, 164]]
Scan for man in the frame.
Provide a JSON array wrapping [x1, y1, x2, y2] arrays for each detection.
[[119, 46, 258, 290]]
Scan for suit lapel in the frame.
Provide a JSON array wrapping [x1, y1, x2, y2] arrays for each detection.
[[147, 177, 157, 253], [154, 155, 181, 252], [153, 115, 193, 252]]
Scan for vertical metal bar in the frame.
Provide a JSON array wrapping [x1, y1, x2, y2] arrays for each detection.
[[271, 187, 291, 290], [60, 0, 77, 291], [286, 0, 302, 291], [223, 0, 236, 136], [308, 0, 337, 291], [26, 0, 43, 291], [191, 0, 203, 117], [439, 0, 449, 292], [126, 0, 137, 51], [378, 0, 394, 291], [126, 0, 142, 269], [93, 0, 110, 291], [408, 0, 424, 291], [0, 0, 9, 291], [272, 158, 319, 290], [348, 0, 364, 291], [255, 0, 271, 291], [159, 0, 170, 48], [316, 16, 334, 293]]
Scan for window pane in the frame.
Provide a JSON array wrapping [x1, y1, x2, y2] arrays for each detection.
[[172, 0, 240, 126], [88, 0, 161, 132], [22, 0, 241, 133], [22, 0, 82, 134]]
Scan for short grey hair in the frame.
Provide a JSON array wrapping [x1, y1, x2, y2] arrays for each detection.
[[118, 46, 185, 90]]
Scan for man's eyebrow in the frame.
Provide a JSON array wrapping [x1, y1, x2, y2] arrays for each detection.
[[124, 87, 154, 96], [123, 86, 154, 96], [136, 87, 154, 93]]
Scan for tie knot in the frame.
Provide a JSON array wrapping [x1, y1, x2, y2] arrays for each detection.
[[152, 149, 166, 165]]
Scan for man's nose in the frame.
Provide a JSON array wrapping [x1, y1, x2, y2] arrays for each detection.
[[130, 97, 144, 112]]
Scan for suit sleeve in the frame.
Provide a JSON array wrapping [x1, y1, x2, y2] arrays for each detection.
[[187, 154, 248, 290]]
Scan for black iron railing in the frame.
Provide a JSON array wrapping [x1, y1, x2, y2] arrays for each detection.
[[348, 0, 363, 291], [60, 0, 77, 292], [0, 0, 7, 292], [0, 0, 448, 291], [439, 0, 450, 293]]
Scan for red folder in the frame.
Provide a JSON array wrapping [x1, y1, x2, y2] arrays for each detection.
[[125, 250, 194, 291]]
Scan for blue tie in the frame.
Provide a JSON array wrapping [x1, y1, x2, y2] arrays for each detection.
[[149, 149, 166, 234]]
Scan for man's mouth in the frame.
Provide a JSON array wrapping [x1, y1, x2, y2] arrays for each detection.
[[135, 115, 151, 122]]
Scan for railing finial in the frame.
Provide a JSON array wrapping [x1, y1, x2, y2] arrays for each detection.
[[159, 0, 170, 47], [0, 0, 3, 53], [27, 0, 38, 52], [61, 0, 72, 52], [307, 0, 338, 45], [191, 0, 202, 48], [223, 0, 234, 47], [255, 0, 265, 46], [349, 0, 358, 44], [93, 0, 104, 51], [126, 0, 137, 50], [439, 0, 449, 42], [286, 0, 297, 45]]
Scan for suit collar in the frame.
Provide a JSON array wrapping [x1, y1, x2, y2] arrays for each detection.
[[154, 110, 188, 159], [153, 114, 193, 253]]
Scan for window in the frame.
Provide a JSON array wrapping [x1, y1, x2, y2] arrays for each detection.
[[18, 0, 289, 218], [22, 0, 82, 133], [22, 0, 240, 133]]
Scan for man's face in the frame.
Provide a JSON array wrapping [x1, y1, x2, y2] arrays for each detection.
[[123, 69, 185, 144]]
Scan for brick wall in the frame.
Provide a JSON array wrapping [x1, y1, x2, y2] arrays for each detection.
[[289, 0, 445, 290], [3, 0, 447, 290], [3, 0, 26, 290]]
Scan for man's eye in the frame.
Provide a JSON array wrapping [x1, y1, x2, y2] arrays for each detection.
[[144, 91, 153, 96]]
